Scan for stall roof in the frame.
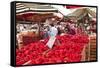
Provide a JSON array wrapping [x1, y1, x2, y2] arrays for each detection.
[[16, 3, 58, 13], [51, 5, 73, 16], [67, 8, 96, 20]]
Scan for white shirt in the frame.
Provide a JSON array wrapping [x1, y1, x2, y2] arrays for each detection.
[[46, 26, 58, 48], [49, 27, 58, 37]]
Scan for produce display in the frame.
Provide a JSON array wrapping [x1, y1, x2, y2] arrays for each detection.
[[16, 34, 89, 65]]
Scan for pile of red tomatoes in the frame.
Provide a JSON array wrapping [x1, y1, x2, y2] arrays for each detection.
[[16, 34, 89, 65]]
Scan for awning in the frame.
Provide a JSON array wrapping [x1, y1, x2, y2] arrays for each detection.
[[16, 3, 58, 14], [67, 8, 96, 20]]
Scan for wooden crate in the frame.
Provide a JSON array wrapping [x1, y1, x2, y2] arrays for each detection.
[[87, 35, 96, 61], [81, 35, 97, 61]]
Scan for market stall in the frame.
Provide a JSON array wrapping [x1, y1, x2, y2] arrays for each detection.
[[15, 3, 96, 65], [66, 7, 97, 61], [16, 3, 60, 49], [16, 13, 60, 48], [66, 8, 96, 34]]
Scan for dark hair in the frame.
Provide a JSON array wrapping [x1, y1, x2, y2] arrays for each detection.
[[50, 24, 54, 27]]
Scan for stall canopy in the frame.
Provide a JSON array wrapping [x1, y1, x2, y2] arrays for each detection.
[[51, 5, 72, 16], [16, 3, 58, 13], [67, 8, 96, 21], [16, 3, 61, 23]]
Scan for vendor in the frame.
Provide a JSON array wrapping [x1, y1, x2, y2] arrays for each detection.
[[49, 24, 58, 37], [46, 23, 61, 49]]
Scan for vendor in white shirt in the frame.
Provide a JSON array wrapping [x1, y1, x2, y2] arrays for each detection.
[[49, 24, 58, 37], [46, 24, 59, 49]]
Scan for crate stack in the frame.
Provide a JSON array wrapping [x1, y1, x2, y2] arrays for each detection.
[[89, 35, 96, 61], [82, 35, 97, 61]]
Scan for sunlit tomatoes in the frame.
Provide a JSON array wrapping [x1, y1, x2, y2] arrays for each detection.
[[16, 34, 89, 65]]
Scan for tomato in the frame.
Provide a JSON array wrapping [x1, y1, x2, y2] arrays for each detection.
[[16, 34, 89, 65]]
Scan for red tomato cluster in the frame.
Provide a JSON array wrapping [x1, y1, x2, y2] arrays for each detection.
[[16, 34, 89, 65]]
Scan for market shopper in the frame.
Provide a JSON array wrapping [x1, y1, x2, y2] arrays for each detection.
[[66, 23, 76, 35], [76, 24, 84, 35], [43, 26, 50, 39]]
